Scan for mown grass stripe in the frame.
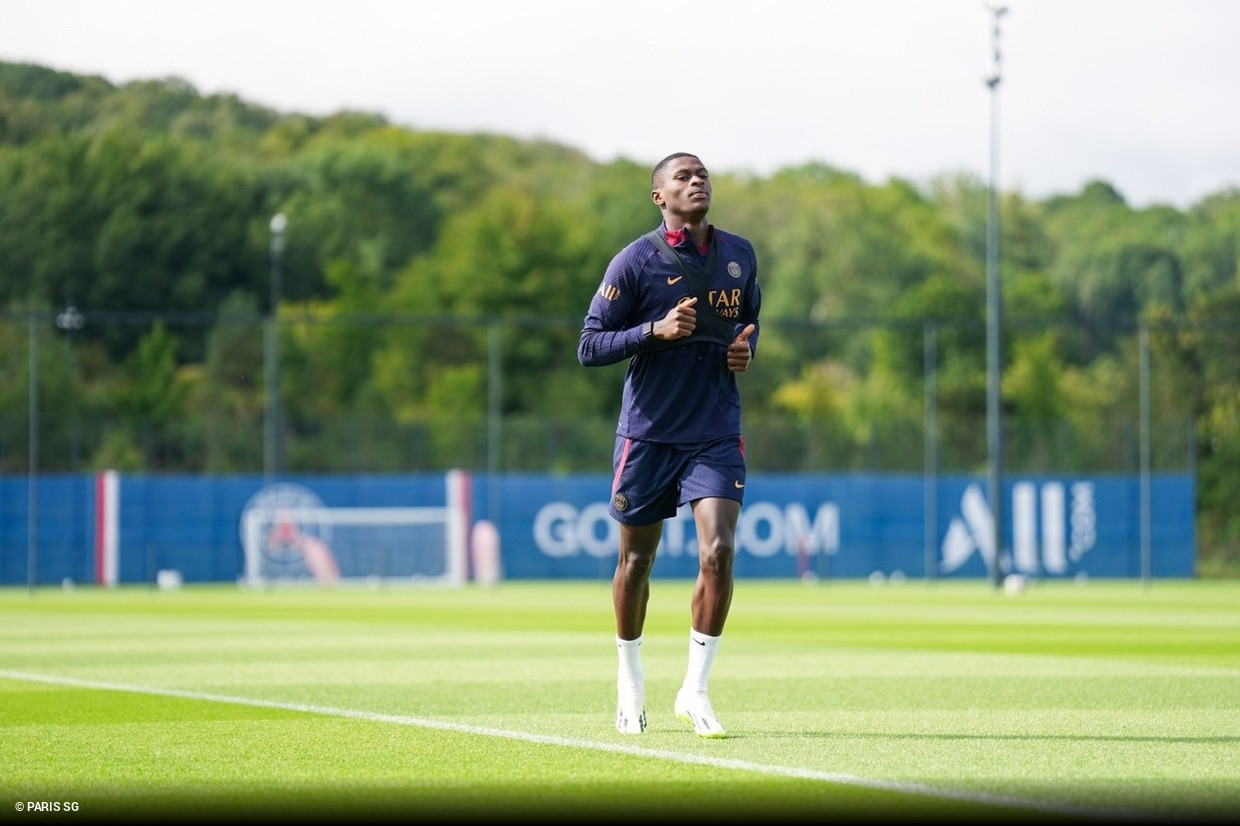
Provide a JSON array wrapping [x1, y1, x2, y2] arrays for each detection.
[[1, 667, 1157, 821]]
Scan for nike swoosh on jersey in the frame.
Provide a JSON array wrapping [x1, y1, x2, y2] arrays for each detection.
[[667, 276, 683, 285], [734, 481, 745, 489]]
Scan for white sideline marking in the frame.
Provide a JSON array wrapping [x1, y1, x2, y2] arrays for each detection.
[[2, 669, 1152, 820]]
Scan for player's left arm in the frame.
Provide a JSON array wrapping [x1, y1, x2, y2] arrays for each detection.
[[727, 323, 756, 373], [726, 246, 761, 373]]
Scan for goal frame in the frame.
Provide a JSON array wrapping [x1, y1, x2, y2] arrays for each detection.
[[240, 470, 470, 587]]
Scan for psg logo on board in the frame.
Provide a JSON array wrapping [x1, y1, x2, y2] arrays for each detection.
[[240, 483, 333, 579]]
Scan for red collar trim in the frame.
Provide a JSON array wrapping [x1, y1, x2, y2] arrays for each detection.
[[664, 226, 711, 255]]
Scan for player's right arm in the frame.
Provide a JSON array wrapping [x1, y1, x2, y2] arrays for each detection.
[[578, 249, 651, 367], [578, 242, 700, 366]]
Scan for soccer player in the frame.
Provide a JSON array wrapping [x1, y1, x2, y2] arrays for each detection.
[[577, 152, 761, 737]]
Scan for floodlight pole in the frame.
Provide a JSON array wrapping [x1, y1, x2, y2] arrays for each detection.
[[56, 302, 85, 469], [985, 4, 1008, 589], [27, 304, 39, 593], [265, 213, 287, 483]]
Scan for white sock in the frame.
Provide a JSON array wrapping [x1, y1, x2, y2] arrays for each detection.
[[681, 629, 721, 694], [616, 635, 644, 706]]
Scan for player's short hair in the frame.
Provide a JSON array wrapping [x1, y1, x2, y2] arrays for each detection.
[[651, 152, 700, 189]]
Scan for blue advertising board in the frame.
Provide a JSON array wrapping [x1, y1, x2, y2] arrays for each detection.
[[0, 470, 1196, 585], [477, 472, 1196, 580]]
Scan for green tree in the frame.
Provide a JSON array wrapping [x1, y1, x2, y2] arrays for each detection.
[[107, 322, 191, 469], [1043, 181, 1189, 354], [197, 291, 264, 472]]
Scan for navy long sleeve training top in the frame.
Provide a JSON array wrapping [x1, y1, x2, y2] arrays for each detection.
[[578, 223, 761, 445]]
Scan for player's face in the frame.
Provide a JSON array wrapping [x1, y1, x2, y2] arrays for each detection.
[[653, 156, 711, 219]]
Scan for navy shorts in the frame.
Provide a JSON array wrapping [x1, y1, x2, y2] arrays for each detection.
[[609, 435, 747, 526]]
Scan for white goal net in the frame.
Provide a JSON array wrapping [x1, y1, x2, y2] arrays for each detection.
[[240, 470, 469, 587]]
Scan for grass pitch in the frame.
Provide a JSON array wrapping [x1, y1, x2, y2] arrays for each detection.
[[1, 578, 1237, 823]]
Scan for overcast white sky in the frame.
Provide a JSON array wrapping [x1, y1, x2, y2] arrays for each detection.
[[3, 0, 1238, 209]]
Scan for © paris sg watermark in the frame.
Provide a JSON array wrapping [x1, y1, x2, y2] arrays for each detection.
[[15, 801, 80, 812]]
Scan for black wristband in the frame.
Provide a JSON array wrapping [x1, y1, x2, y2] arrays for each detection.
[[642, 321, 655, 341]]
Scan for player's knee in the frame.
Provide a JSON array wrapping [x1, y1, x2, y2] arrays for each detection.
[[620, 547, 657, 577], [698, 541, 734, 577]]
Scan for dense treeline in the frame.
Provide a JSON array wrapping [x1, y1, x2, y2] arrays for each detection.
[[1, 62, 1238, 572]]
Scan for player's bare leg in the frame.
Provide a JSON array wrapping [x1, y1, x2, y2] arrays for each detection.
[[613, 521, 662, 734], [676, 498, 737, 737], [689, 498, 737, 635]]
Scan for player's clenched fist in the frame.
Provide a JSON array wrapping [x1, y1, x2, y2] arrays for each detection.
[[727, 323, 756, 373], [654, 296, 699, 340]]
